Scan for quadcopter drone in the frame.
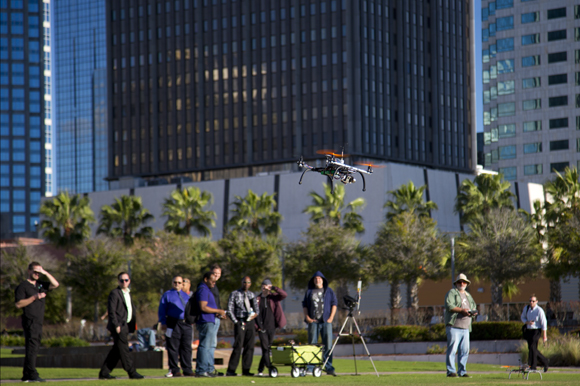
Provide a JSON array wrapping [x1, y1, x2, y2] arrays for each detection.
[[297, 150, 380, 193]]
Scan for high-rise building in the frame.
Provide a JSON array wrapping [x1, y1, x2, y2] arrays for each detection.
[[0, 0, 45, 238], [42, 0, 53, 197], [52, 0, 109, 194], [481, 0, 580, 183], [107, 0, 475, 186]]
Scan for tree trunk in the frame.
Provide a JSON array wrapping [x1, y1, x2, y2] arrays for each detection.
[[549, 279, 562, 303], [390, 280, 401, 325], [406, 278, 419, 310], [490, 277, 503, 321], [66, 287, 72, 322]]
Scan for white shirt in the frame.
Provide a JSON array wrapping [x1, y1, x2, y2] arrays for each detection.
[[521, 304, 547, 331], [122, 288, 132, 323]]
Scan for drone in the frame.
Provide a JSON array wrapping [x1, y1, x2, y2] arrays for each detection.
[[297, 149, 381, 193]]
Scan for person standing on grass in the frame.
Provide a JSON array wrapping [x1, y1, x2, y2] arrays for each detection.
[[444, 273, 477, 378], [15, 262, 59, 383], [99, 272, 144, 380], [521, 294, 549, 372], [255, 278, 287, 376]]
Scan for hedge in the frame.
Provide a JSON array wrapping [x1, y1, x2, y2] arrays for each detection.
[[0, 335, 89, 347]]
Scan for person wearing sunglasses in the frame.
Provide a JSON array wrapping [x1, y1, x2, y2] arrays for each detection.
[[444, 273, 477, 378], [99, 272, 144, 380], [15, 261, 59, 383], [158, 276, 194, 378], [521, 295, 549, 372]]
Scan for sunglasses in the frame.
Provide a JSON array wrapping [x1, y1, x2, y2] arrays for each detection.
[[119, 279, 130, 282], [174, 281, 182, 284], [243, 281, 251, 284], [530, 300, 537, 303]]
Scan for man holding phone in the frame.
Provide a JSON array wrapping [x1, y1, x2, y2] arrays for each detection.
[[15, 261, 59, 383]]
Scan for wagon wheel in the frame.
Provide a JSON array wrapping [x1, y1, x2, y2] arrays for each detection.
[[291, 367, 300, 378], [313, 366, 322, 377], [269, 366, 278, 378]]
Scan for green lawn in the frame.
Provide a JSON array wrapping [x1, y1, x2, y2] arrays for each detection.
[[0, 348, 23, 358], [1, 358, 579, 385]]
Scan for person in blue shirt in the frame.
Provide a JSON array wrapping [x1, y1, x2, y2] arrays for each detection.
[[158, 276, 193, 377], [195, 272, 226, 378]]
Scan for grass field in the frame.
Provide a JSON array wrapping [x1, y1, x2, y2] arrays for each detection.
[[1, 356, 580, 385]]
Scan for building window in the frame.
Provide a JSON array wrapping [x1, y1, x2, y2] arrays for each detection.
[[548, 51, 567, 64], [498, 102, 515, 117], [548, 74, 567, 85], [499, 167, 517, 181], [497, 37, 514, 52], [522, 55, 541, 67], [498, 124, 516, 138], [576, 5, 580, 19], [523, 99, 541, 111], [521, 11, 539, 24], [524, 121, 542, 132], [524, 164, 543, 176], [550, 140, 569, 151], [551, 162, 569, 173], [548, 96, 568, 107], [497, 16, 513, 31], [522, 77, 540, 89], [547, 29, 566, 41], [524, 143, 542, 154], [498, 80, 515, 95], [522, 33, 540, 45], [549, 117, 568, 129], [547, 8, 566, 19], [497, 59, 514, 73], [499, 145, 516, 160], [496, 0, 513, 10], [576, 72, 580, 86]]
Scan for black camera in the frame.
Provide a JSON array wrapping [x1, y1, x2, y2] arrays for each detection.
[[344, 295, 358, 309]]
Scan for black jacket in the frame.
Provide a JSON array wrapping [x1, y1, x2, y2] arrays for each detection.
[[107, 287, 137, 333]]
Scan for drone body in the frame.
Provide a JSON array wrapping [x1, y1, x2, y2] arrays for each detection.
[[296, 151, 375, 193]]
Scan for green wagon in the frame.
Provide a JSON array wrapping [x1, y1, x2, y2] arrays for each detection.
[[269, 344, 325, 378]]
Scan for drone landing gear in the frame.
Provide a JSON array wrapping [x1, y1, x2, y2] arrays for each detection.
[[298, 169, 311, 185], [357, 171, 366, 192], [327, 175, 334, 194]]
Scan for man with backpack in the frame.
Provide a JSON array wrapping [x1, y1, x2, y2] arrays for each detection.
[[158, 276, 193, 378]]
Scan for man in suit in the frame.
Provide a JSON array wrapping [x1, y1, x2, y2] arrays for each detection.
[[99, 272, 144, 380]]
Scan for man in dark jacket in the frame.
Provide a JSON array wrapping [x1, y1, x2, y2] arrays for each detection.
[[302, 271, 337, 376], [99, 272, 144, 380], [255, 278, 287, 376]]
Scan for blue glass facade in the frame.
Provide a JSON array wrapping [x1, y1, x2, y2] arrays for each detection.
[[53, 0, 108, 193], [0, 0, 45, 238]]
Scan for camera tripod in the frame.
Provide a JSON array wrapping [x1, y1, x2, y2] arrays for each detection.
[[323, 306, 379, 377]]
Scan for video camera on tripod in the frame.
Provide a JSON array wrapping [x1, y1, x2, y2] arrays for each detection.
[[343, 295, 359, 312]]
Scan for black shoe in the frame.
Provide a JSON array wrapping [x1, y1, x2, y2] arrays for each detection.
[[183, 372, 195, 377], [460, 374, 472, 378], [544, 362, 549, 373], [129, 372, 144, 379], [242, 372, 255, 376], [98, 374, 117, 380], [225, 371, 237, 376], [326, 370, 337, 376], [195, 372, 216, 378], [447, 373, 458, 377], [212, 370, 224, 376]]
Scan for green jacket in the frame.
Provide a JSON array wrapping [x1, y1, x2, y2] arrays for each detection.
[[444, 287, 477, 332]]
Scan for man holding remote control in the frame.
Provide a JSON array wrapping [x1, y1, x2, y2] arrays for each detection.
[[444, 273, 477, 378]]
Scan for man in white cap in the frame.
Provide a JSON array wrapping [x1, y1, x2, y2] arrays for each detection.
[[444, 273, 477, 378]]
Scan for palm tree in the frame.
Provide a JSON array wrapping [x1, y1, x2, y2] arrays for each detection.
[[40, 191, 95, 321], [97, 195, 154, 247], [39, 191, 95, 249], [227, 190, 283, 237], [454, 173, 514, 225], [384, 181, 438, 220], [163, 187, 217, 237], [303, 183, 366, 234]]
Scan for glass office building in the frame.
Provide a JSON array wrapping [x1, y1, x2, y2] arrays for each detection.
[[107, 0, 475, 185], [481, 0, 580, 183], [0, 0, 45, 238], [53, 0, 109, 194]]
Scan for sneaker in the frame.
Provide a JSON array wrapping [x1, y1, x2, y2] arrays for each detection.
[[98, 374, 117, 380], [211, 370, 224, 377], [460, 374, 472, 378], [164, 371, 173, 378], [447, 373, 458, 377], [326, 370, 337, 376], [242, 372, 255, 376], [225, 371, 237, 377], [129, 372, 144, 379], [24, 378, 46, 383], [195, 372, 216, 378]]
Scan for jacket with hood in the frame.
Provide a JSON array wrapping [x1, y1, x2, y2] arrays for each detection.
[[302, 271, 338, 323]]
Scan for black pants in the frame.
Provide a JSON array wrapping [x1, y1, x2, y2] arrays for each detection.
[[257, 329, 275, 372], [166, 321, 193, 375], [100, 327, 136, 377], [22, 318, 42, 381], [524, 328, 548, 369], [227, 321, 255, 374]]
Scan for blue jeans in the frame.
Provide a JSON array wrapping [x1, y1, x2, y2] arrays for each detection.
[[209, 318, 220, 349], [446, 326, 470, 376], [136, 328, 156, 351], [308, 322, 334, 372], [196, 322, 215, 374]]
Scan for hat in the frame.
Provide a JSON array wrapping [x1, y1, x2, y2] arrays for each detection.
[[453, 273, 471, 286], [261, 279, 272, 286]]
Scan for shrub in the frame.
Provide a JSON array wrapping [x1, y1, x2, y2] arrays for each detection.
[[368, 325, 430, 342], [470, 322, 523, 340], [426, 344, 446, 354], [518, 334, 580, 367], [0, 335, 25, 347], [216, 340, 232, 349], [0, 335, 89, 347], [293, 329, 309, 344]]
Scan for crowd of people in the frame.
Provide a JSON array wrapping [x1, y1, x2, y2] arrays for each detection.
[[14, 263, 551, 382]]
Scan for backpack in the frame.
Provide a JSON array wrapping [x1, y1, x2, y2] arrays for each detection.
[[184, 290, 201, 324]]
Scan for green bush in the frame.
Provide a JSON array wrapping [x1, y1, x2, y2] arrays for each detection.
[[426, 344, 446, 354], [518, 334, 580, 367], [368, 325, 430, 343], [471, 322, 523, 340], [0, 335, 89, 347], [216, 340, 232, 349], [293, 329, 309, 344], [427, 324, 447, 341]]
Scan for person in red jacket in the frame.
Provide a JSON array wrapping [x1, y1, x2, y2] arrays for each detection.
[[255, 279, 287, 376]]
